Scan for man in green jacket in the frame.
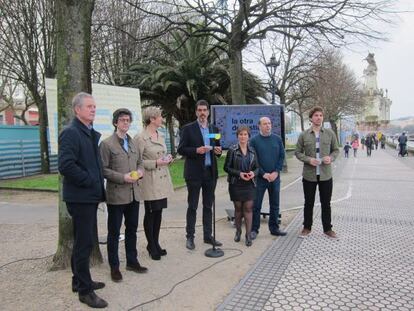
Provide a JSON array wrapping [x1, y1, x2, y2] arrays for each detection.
[[295, 106, 339, 239]]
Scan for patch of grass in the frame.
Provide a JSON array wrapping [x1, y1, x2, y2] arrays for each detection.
[[0, 156, 228, 191], [285, 144, 296, 150], [0, 174, 58, 191], [168, 158, 186, 188], [169, 156, 226, 188]]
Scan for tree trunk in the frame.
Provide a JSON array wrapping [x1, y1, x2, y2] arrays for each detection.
[[292, 109, 305, 131], [228, 48, 245, 105], [296, 106, 305, 131], [166, 114, 176, 156], [227, 0, 250, 105], [300, 115, 305, 132], [26, 77, 51, 175], [52, 0, 101, 270], [51, 176, 73, 270], [38, 95, 50, 173], [175, 99, 196, 128], [329, 120, 339, 140], [279, 92, 286, 107]]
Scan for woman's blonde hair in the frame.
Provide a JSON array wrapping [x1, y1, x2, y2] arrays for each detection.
[[143, 106, 162, 126]]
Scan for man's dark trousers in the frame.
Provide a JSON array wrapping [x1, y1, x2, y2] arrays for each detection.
[[302, 177, 333, 232], [67, 202, 98, 296], [107, 201, 139, 268], [186, 168, 216, 239], [253, 177, 281, 234], [399, 144, 407, 156]]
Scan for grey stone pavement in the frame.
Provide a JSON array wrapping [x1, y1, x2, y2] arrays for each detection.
[[1, 147, 413, 311], [219, 147, 414, 311]]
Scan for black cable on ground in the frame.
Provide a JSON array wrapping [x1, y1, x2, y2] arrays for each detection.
[[99, 218, 228, 244], [127, 248, 244, 311], [0, 214, 264, 270], [159, 217, 227, 230], [0, 254, 53, 270]]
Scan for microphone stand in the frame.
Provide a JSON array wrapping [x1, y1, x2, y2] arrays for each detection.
[[205, 134, 224, 258]]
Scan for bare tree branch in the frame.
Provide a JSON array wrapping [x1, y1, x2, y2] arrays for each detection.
[[117, 0, 396, 104]]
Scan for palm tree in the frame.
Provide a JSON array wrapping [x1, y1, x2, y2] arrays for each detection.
[[123, 25, 265, 128], [124, 26, 228, 127]]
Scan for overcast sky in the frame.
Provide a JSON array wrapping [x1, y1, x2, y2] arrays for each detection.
[[342, 0, 414, 120], [244, 0, 413, 120]]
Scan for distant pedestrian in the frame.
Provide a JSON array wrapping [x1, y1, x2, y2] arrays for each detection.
[[374, 135, 379, 150], [295, 106, 339, 239], [361, 136, 365, 150], [365, 134, 373, 156], [351, 139, 359, 157], [343, 142, 351, 158], [58, 92, 107, 308], [398, 132, 408, 157], [380, 135, 386, 149]]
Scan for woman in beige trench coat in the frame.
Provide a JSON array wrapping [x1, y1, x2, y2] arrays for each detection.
[[134, 107, 174, 260]]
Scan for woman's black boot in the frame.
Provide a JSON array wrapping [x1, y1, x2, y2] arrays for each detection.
[[245, 234, 252, 247], [234, 230, 241, 242]]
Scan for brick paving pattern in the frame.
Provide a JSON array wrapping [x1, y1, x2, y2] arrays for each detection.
[[219, 149, 414, 310]]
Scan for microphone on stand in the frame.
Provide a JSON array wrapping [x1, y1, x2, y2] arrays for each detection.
[[204, 132, 224, 258]]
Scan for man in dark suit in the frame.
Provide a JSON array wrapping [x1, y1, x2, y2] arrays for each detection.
[[178, 100, 223, 250], [58, 92, 107, 308]]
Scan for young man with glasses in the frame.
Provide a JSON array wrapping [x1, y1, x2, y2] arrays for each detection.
[[99, 108, 148, 283]]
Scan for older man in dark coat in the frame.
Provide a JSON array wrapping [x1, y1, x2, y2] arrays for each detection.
[[58, 92, 107, 309]]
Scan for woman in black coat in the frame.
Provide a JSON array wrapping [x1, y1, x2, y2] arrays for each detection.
[[224, 126, 259, 246]]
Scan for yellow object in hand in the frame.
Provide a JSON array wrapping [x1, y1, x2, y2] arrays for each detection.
[[130, 171, 139, 180]]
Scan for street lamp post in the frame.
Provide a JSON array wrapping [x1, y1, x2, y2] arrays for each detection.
[[266, 54, 280, 105], [266, 54, 288, 173]]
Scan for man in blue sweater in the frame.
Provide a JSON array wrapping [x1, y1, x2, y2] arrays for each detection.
[[249, 117, 287, 239]]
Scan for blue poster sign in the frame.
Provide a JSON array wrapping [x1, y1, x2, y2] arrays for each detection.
[[211, 105, 285, 149]]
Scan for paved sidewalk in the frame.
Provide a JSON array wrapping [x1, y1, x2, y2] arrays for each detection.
[[0, 153, 305, 311], [219, 148, 414, 310]]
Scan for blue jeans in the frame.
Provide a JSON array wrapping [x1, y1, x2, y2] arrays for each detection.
[[252, 177, 280, 233]]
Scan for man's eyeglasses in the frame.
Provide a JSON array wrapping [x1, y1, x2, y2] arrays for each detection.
[[118, 118, 131, 123]]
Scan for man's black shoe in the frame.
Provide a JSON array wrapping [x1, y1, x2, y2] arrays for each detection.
[[79, 291, 108, 308], [270, 229, 287, 236], [156, 245, 167, 256], [204, 237, 223, 247], [126, 262, 148, 273], [186, 238, 195, 250], [72, 280, 105, 293], [110, 267, 123, 282]]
